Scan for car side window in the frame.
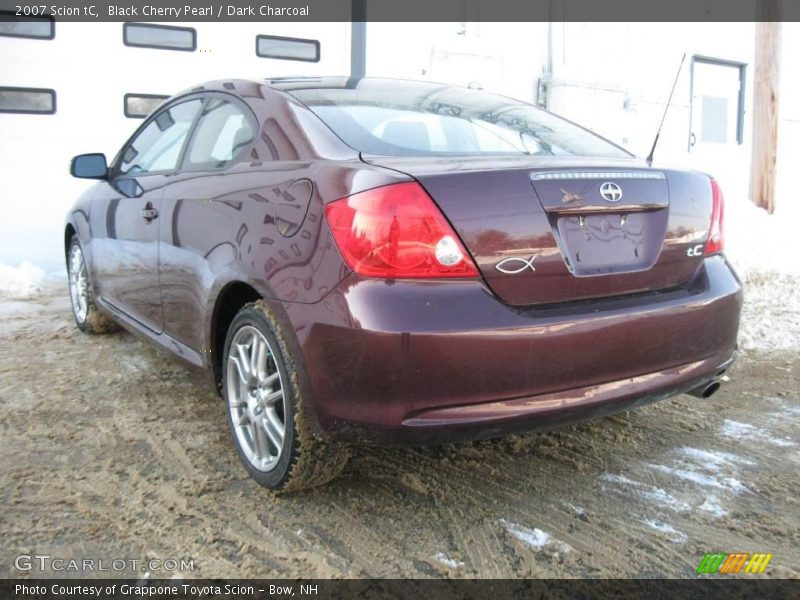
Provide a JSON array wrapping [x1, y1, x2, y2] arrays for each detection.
[[118, 99, 203, 176], [182, 98, 256, 171]]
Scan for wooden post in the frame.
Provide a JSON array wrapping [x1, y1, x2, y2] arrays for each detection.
[[749, 5, 782, 213]]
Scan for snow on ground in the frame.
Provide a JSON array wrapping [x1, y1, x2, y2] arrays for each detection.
[[645, 462, 749, 494], [643, 447, 755, 497], [724, 194, 800, 353], [561, 501, 587, 517], [720, 419, 797, 448], [498, 519, 573, 556], [725, 196, 800, 280], [598, 473, 690, 513], [0, 261, 48, 299], [698, 496, 727, 520], [678, 447, 755, 469], [642, 519, 688, 544], [432, 552, 465, 569]]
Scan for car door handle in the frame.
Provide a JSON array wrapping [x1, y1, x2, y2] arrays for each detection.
[[141, 207, 159, 221]]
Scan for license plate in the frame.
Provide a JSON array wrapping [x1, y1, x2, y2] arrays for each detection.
[[556, 212, 649, 275]]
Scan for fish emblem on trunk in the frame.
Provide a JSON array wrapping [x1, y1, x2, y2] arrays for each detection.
[[495, 256, 537, 274]]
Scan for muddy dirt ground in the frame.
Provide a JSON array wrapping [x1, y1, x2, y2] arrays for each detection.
[[1, 282, 798, 579]]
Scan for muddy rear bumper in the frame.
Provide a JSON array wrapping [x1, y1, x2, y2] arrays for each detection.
[[292, 255, 742, 445], [394, 349, 737, 444]]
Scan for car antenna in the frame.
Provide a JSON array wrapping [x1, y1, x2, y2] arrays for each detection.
[[646, 53, 686, 167]]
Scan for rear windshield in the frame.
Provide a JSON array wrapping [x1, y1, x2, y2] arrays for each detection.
[[288, 79, 631, 158]]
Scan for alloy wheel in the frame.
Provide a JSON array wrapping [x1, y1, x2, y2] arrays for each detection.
[[226, 325, 287, 472], [68, 243, 89, 323]]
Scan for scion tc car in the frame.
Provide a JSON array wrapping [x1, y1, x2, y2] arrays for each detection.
[[65, 77, 742, 491]]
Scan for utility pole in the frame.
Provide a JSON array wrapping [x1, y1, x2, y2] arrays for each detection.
[[749, 3, 782, 213]]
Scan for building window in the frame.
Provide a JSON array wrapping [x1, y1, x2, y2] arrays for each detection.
[[124, 93, 169, 119], [256, 35, 320, 62], [689, 55, 747, 149], [123, 23, 196, 52], [0, 87, 56, 114], [0, 11, 55, 39]]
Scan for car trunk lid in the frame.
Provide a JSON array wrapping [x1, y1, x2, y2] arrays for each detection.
[[362, 155, 713, 306], [529, 169, 669, 277]]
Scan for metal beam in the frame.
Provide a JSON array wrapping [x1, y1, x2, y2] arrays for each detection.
[[350, 0, 366, 77]]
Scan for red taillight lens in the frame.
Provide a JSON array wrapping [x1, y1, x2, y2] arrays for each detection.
[[705, 178, 725, 256], [324, 182, 480, 279]]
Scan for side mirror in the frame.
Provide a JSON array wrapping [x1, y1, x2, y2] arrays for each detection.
[[70, 153, 108, 179]]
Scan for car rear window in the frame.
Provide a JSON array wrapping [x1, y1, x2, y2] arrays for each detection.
[[288, 79, 630, 158]]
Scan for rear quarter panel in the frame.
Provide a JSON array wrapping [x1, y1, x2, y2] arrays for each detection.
[[158, 82, 409, 360]]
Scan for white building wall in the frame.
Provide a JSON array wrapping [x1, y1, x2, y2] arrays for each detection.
[[545, 23, 755, 192], [2, 21, 797, 272], [776, 23, 800, 211], [0, 22, 350, 271], [365, 22, 548, 104], [364, 21, 798, 206], [546, 22, 800, 220]]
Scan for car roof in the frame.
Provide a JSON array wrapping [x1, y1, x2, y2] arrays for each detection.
[[265, 76, 354, 89], [174, 77, 379, 100], [262, 76, 461, 93]]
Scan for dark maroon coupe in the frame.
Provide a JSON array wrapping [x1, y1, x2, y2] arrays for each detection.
[[65, 77, 741, 491]]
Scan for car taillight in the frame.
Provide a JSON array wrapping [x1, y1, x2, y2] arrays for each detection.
[[705, 178, 725, 256], [324, 182, 480, 279]]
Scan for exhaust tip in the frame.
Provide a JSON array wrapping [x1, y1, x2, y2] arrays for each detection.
[[688, 379, 723, 399]]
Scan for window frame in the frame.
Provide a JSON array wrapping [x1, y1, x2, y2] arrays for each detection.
[[0, 11, 55, 40], [123, 93, 170, 119], [110, 92, 258, 180], [111, 95, 205, 179], [123, 22, 197, 52], [255, 34, 320, 63], [689, 55, 747, 148], [0, 86, 56, 115], [178, 93, 260, 173]]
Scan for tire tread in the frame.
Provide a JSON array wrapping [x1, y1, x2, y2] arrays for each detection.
[[226, 300, 350, 492]]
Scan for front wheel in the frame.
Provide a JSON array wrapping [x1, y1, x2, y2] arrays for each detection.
[[222, 300, 350, 491], [67, 236, 118, 334]]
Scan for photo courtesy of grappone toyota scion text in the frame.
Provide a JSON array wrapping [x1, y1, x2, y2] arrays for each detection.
[[65, 77, 742, 491]]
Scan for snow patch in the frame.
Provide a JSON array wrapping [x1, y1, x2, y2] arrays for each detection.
[[117, 354, 154, 372], [737, 273, 800, 352], [720, 420, 797, 448], [498, 519, 572, 556], [646, 463, 748, 494], [599, 473, 690, 512], [725, 195, 800, 280], [639, 446, 756, 518], [433, 552, 464, 569], [561, 502, 587, 517], [679, 447, 756, 469], [643, 519, 687, 543], [724, 195, 800, 352], [499, 519, 550, 549], [698, 496, 728, 520], [0, 261, 47, 298]]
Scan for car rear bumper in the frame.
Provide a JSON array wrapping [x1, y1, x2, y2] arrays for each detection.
[[290, 255, 742, 445]]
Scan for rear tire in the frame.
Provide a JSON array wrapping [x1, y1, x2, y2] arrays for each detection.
[[222, 300, 350, 492], [67, 236, 118, 334]]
